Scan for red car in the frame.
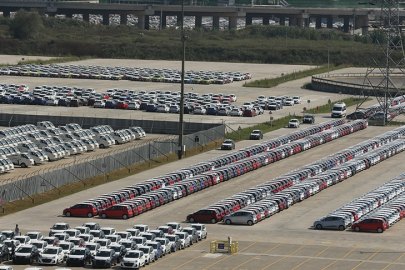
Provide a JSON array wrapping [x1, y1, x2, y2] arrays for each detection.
[[187, 208, 222, 223], [99, 205, 134, 219], [351, 218, 388, 233], [63, 203, 98, 218], [243, 109, 256, 117], [116, 101, 129, 109]]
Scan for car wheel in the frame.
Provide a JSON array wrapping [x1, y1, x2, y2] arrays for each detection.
[[65, 211, 71, 217], [316, 224, 322, 230], [211, 218, 217, 224], [29, 257, 33, 264], [101, 213, 107, 218], [354, 226, 360, 232], [189, 217, 195, 223], [100, 144, 105, 149], [87, 212, 93, 218], [338, 225, 345, 231], [173, 247, 176, 252], [122, 214, 128, 220], [21, 163, 27, 168], [247, 220, 254, 226], [226, 219, 232, 225], [377, 227, 383, 233]]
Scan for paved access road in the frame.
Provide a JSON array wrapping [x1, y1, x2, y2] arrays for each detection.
[[1, 125, 405, 270]]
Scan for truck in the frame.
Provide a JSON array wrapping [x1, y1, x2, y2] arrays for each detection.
[[18, 142, 39, 153], [9, 153, 35, 168]]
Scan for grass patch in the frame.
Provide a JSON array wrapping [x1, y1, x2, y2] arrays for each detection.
[[304, 97, 373, 114], [243, 64, 347, 88], [0, 139, 222, 217], [226, 115, 302, 141]]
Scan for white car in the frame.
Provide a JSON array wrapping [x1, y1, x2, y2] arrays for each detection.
[[30, 240, 48, 254], [288, 119, 300, 128], [127, 101, 140, 110], [137, 245, 155, 265], [25, 232, 43, 241], [57, 241, 74, 259], [93, 100, 106, 108], [121, 250, 146, 269], [174, 232, 190, 249], [166, 222, 182, 232], [293, 96, 301, 104], [38, 246, 64, 265], [84, 242, 101, 256], [230, 108, 243, 117], [155, 237, 171, 255], [284, 98, 295, 106], [190, 224, 207, 240], [194, 106, 206, 115]]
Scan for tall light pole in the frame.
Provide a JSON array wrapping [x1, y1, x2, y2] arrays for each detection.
[[328, 44, 330, 75], [178, 0, 186, 159]]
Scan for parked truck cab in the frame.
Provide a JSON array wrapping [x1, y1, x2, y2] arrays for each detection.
[[9, 153, 34, 168]]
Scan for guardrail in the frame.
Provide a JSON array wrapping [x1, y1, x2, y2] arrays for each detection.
[[210, 239, 238, 255]]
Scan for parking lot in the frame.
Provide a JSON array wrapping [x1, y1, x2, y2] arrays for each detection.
[[1, 123, 405, 270], [0, 58, 404, 270]]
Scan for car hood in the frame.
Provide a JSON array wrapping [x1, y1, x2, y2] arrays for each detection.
[[68, 255, 84, 259], [40, 254, 57, 259], [122, 258, 140, 262], [15, 252, 30, 256], [94, 256, 110, 260], [222, 143, 232, 146]]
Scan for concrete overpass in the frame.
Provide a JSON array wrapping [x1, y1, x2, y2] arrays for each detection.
[[0, 1, 383, 32]]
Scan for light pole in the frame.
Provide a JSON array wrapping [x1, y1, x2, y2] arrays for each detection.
[[328, 44, 330, 75], [178, 0, 186, 159]]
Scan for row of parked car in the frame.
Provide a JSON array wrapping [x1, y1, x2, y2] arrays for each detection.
[[319, 172, 405, 233], [62, 120, 348, 219], [0, 121, 146, 173], [211, 123, 405, 226], [0, 221, 208, 268], [0, 64, 252, 85], [185, 120, 369, 224], [347, 95, 405, 121]]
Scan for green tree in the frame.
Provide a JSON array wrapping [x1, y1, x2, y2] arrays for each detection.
[[9, 9, 44, 39]]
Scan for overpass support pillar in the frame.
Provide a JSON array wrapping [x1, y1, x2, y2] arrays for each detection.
[[195, 15, 202, 28], [83, 13, 89, 23], [327, 16, 333, 28], [315, 17, 322, 29], [66, 13, 73, 19], [297, 17, 304, 28], [343, 17, 350, 33], [121, 14, 127, 25], [213, 16, 219, 29], [289, 17, 297, 27], [279, 16, 285, 26], [2, 11, 10, 18], [263, 15, 269, 25], [229, 16, 237, 30], [246, 15, 253, 26], [355, 16, 361, 30], [103, 14, 109, 25], [362, 16, 369, 35], [161, 14, 167, 29], [304, 18, 310, 27], [145, 15, 150, 30], [138, 15, 145, 29]]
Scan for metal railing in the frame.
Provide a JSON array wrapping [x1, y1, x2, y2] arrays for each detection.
[[0, 124, 225, 205]]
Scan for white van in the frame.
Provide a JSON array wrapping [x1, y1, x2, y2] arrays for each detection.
[[331, 102, 347, 118]]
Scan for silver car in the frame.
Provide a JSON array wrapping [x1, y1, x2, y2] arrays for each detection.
[[223, 211, 258, 226], [314, 215, 350, 231]]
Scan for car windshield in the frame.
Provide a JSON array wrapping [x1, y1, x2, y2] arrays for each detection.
[[159, 228, 169, 233], [109, 246, 121, 252], [125, 252, 140, 258], [333, 106, 343, 111], [52, 225, 66, 230], [26, 234, 38, 239], [2, 232, 13, 238], [156, 239, 165, 245], [31, 243, 44, 249], [44, 239, 55, 244], [146, 243, 158, 249], [252, 131, 260, 134], [138, 247, 149, 253], [191, 225, 202, 230], [176, 234, 185, 239], [85, 245, 96, 250], [223, 140, 233, 143], [143, 234, 153, 240], [71, 249, 85, 255], [43, 248, 58, 254], [120, 242, 131, 248], [96, 250, 111, 257], [58, 244, 70, 250], [133, 238, 144, 244], [70, 239, 80, 245], [91, 232, 101, 237], [17, 247, 32, 253], [304, 115, 312, 118], [95, 240, 107, 247]]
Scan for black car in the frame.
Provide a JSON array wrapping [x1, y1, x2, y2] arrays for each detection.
[[21, 96, 35, 105], [303, 114, 315, 124], [69, 99, 83, 107], [249, 130, 263, 140], [346, 111, 366, 120], [184, 104, 194, 114], [0, 244, 10, 263], [58, 99, 70, 106], [66, 247, 92, 267], [92, 248, 118, 268], [13, 245, 40, 264], [107, 244, 126, 263], [221, 139, 235, 150]]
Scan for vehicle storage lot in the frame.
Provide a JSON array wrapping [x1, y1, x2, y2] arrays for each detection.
[[0, 59, 351, 130], [2, 124, 405, 270]]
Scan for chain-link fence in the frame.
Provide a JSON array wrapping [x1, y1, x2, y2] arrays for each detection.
[[0, 124, 225, 204]]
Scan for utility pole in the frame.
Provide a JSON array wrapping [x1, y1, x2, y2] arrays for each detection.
[[178, 0, 186, 159]]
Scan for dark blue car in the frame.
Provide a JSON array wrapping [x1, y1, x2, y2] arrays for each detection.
[[105, 100, 117, 109], [146, 104, 158, 112], [34, 97, 46, 105], [207, 107, 218, 115], [13, 96, 25, 104], [0, 95, 12, 104]]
